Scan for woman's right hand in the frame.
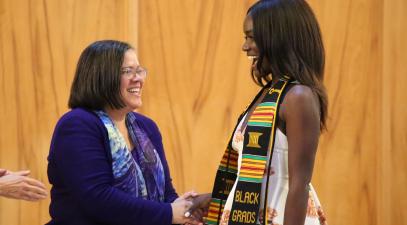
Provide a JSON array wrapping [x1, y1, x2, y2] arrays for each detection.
[[171, 191, 198, 224], [171, 198, 192, 224]]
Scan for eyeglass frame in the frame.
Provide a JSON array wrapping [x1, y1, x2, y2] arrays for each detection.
[[120, 66, 148, 79]]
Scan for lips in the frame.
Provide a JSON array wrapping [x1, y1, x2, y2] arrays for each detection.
[[248, 56, 258, 70], [127, 87, 141, 96], [247, 55, 260, 77]]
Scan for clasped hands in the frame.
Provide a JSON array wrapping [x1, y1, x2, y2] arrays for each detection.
[[171, 191, 211, 225]]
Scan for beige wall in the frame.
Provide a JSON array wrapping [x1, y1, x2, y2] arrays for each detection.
[[0, 0, 406, 224]]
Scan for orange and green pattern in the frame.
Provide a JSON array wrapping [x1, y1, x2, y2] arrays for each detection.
[[247, 102, 276, 127], [219, 148, 238, 173], [206, 198, 224, 225], [238, 154, 267, 183]]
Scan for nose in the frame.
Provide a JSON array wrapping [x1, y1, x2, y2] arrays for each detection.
[[242, 41, 250, 52], [132, 69, 147, 81], [130, 74, 145, 82]]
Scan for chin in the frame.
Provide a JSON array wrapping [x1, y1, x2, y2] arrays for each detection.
[[130, 101, 142, 111], [123, 97, 142, 111]]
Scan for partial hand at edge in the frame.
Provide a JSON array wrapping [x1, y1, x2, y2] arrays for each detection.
[[0, 171, 47, 201]]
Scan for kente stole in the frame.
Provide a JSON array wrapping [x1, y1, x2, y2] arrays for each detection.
[[206, 78, 290, 225]]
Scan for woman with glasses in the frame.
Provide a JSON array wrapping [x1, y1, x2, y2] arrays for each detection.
[[47, 40, 199, 225]]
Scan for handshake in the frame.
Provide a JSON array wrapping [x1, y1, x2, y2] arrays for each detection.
[[171, 191, 212, 225]]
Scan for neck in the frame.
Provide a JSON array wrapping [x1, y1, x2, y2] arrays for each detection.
[[105, 107, 127, 125], [271, 74, 282, 86]]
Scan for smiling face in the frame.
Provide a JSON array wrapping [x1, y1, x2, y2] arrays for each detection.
[[242, 15, 261, 77], [119, 49, 145, 111], [242, 15, 259, 58]]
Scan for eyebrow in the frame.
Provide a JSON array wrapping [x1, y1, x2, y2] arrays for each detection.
[[244, 29, 253, 34], [121, 65, 140, 69]]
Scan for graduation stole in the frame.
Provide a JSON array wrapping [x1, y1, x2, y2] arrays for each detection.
[[206, 78, 290, 225]]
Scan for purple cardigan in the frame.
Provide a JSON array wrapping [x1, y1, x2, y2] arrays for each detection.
[[47, 108, 178, 225]]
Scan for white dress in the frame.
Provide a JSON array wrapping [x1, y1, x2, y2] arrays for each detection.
[[219, 114, 327, 225]]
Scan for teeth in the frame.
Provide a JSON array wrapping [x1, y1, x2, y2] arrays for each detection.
[[128, 88, 140, 93], [248, 56, 258, 60]]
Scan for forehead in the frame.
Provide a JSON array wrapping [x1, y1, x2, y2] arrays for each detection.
[[122, 49, 139, 66], [243, 15, 253, 32]]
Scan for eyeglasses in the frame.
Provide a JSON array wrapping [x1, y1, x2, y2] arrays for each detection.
[[120, 66, 147, 79]]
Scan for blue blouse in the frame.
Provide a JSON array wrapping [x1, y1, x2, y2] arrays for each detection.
[[47, 108, 178, 225]]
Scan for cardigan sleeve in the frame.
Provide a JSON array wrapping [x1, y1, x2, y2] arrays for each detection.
[[133, 112, 179, 203], [49, 110, 173, 225]]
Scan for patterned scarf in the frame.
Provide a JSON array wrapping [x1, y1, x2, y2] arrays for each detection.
[[206, 78, 291, 225], [95, 111, 165, 202]]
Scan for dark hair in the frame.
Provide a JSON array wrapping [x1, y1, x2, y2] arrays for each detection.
[[68, 40, 132, 110], [248, 0, 328, 130]]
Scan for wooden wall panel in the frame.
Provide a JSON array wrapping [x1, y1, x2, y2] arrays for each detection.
[[309, 0, 383, 224], [138, 0, 258, 192], [0, 0, 137, 224], [139, 0, 407, 225], [0, 0, 406, 224], [381, 0, 407, 224]]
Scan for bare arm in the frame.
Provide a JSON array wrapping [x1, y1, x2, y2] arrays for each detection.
[[281, 85, 320, 225]]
